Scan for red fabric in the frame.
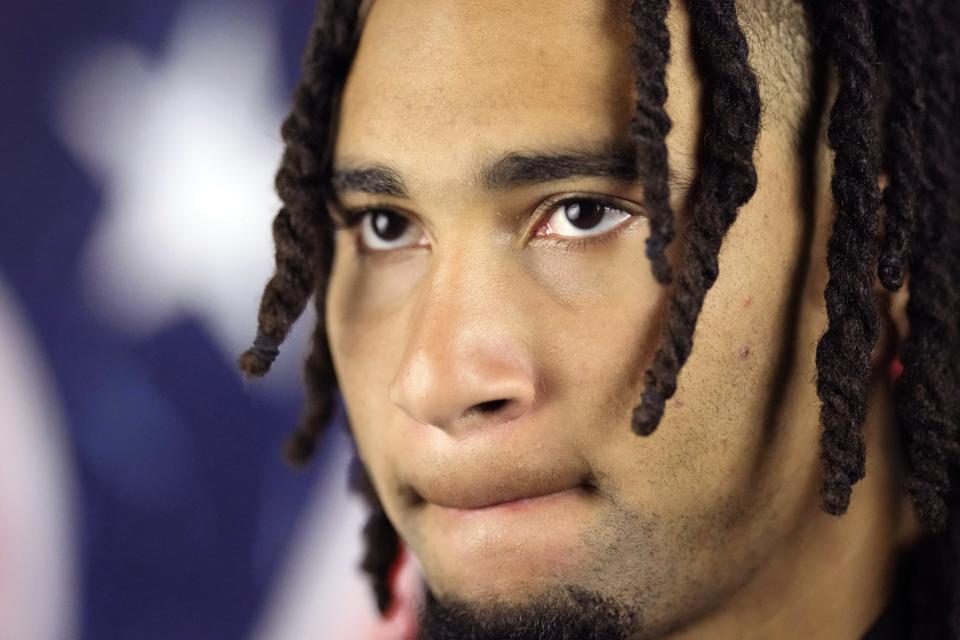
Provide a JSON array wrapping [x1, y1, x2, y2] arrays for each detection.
[[384, 543, 421, 639], [889, 356, 904, 382]]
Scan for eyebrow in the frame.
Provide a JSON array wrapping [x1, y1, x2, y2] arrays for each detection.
[[481, 144, 640, 190], [330, 163, 407, 197], [331, 143, 694, 198]]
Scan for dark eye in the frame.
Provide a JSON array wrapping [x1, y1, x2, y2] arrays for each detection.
[[536, 198, 633, 238], [358, 209, 426, 251]]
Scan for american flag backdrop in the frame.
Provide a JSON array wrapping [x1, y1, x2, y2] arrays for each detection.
[[0, 1, 420, 638]]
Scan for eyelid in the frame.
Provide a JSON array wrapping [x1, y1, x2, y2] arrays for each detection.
[[337, 191, 646, 254], [527, 192, 644, 237], [532, 191, 643, 217], [336, 204, 430, 254], [325, 200, 361, 232], [336, 200, 420, 229]]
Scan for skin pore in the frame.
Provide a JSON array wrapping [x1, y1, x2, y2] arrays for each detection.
[[324, 1, 920, 638]]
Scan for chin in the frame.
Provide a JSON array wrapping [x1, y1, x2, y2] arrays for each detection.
[[416, 583, 642, 640], [424, 570, 567, 609]]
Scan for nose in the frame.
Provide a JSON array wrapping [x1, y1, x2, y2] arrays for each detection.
[[388, 262, 538, 437]]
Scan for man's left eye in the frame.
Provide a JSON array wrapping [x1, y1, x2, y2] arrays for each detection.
[[535, 198, 633, 239]]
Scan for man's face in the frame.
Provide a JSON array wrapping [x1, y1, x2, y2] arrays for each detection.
[[327, 0, 834, 634]]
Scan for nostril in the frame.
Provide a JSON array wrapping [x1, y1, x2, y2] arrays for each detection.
[[470, 398, 510, 415]]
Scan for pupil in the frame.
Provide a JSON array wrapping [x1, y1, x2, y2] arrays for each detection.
[[565, 200, 604, 230], [372, 211, 407, 241]]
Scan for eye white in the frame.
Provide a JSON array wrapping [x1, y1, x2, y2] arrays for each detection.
[[359, 210, 424, 251], [541, 199, 633, 238]]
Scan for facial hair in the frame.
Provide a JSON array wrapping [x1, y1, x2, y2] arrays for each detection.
[[416, 584, 642, 640]]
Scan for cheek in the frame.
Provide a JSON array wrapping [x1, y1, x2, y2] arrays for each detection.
[[521, 242, 667, 428], [327, 233, 431, 376], [324, 242, 425, 473], [521, 220, 654, 308], [619, 192, 816, 519], [328, 232, 432, 323]]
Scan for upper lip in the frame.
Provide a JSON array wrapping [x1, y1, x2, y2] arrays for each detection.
[[406, 465, 592, 510], [395, 414, 597, 511]]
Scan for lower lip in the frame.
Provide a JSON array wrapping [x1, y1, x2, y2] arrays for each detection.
[[440, 486, 590, 519], [421, 486, 596, 577]]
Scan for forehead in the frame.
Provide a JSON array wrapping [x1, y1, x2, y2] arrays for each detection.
[[334, 0, 642, 186]]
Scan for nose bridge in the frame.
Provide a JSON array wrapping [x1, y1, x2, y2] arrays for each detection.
[[388, 244, 537, 436]]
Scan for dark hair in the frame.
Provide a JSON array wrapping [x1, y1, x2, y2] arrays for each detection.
[[237, 0, 960, 635]]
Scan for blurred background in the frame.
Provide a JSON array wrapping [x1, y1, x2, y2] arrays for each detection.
[[0, 1, 419, 638]]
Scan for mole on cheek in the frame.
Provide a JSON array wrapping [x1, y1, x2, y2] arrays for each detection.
[[739, 344, 751, 360]]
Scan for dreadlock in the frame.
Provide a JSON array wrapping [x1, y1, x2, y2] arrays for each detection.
[[630, 0, 761, 435], [237, 0, 360, 464], [239, 0, 960, 635], [349, 454, 402, 615], [896, 0, 960, 532], [629, 0, 676, 285], [814, 0, 885, 516], [874, 0, 922, 293]]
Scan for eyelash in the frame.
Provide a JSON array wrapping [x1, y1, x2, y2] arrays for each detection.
[[336, 195, 641, 256], [536, 218, 636, 252]]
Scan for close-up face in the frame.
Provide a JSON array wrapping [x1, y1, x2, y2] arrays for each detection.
[[325, 0, 905, 636]]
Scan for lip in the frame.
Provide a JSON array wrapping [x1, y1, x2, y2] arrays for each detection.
[[396, 423, 598, 516], [402, 451, 601, 575], [406, 467, 594, 512], [440, 485, 590, 516], [416, 480, 597, 579]]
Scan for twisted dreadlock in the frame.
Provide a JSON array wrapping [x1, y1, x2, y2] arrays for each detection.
[[629, 0, 676, 285], [349, 454, 401, 615], [237, 0, 360, 464], [239, 0, 960, 634], [874, 0, 922, 293], [630, 0, 761, 435], [896, 0, 960, 533], [814, 0, 885, 516]]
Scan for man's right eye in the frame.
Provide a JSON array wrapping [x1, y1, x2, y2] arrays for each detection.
[[353, 209, 428, 252]]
